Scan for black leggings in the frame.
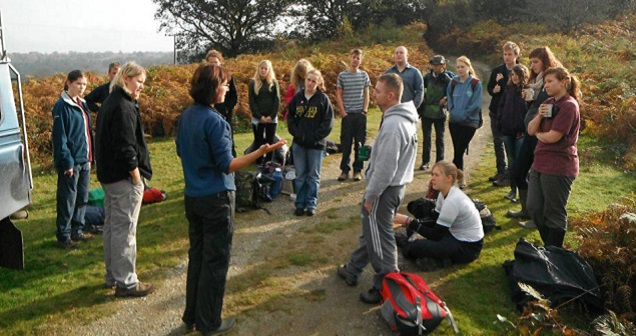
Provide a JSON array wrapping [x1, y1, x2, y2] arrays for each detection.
[[449, 122, 476, 170], [253, 122, 277, 162], [401, 233, 483, 264]]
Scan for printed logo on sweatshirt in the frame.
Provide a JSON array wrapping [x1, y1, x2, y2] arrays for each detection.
[[296, 106, 318, 118]]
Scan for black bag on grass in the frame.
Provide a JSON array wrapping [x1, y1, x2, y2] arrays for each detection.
[[235, 171, 273, 214]]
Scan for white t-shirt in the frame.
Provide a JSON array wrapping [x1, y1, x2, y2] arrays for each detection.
[[435, 186, 484, 242]]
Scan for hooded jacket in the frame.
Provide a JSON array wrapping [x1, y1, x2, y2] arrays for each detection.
[[447, 75, 483, 129], [52, 91, 93, 170], [364, 102, 418, 203], [497, 84, 527, 136], [287, 88, 334, 150], [95, 85, 152, 184]]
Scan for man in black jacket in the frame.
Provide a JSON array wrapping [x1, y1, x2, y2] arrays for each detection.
[[487, 42, 520, 185], [85, 62, 120, 113]]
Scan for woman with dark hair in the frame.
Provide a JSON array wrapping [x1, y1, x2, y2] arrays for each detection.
[[96, 61, 153, 297], [527, 67, 581, 248], [507, 47, 563, 228], [176, 63, 284, 335], [206, 49, 239, 157], [393, 161, 484, 271], [52, 70, 94, 249]]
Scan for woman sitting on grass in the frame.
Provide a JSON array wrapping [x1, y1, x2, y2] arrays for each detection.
[[394, 161, 484, 271]]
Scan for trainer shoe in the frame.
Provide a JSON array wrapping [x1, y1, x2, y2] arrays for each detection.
[[56, 240, 79, 249], [202, 318, 236, 336], [504, 191, 516, 201], [353, 172, 362, 181], [338, 172, 349, 181], [419, 163, 429, 171], [71, 232, 94, 242], [493, 178, 510, 187], [359, 287, 382, 304], [489, 173, 507, 182], [294, 208, 305, 216], [115, 282, 154, 298], [337, 264, 358, 286], [518, 220, 537, 229], [306, 209, 316, 216]]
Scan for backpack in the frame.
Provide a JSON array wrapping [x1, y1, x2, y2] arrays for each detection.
[[472, 199, 499, 233], [380, 272, 458, 335], [234, 170, 273, 214], [450, 78, 483, 128]]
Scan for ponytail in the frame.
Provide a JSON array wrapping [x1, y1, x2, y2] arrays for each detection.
[[432, 161, 463, 186]]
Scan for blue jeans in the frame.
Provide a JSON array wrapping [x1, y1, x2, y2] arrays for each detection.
[[292, 143, 324, 210], [56, 162, 90, 241], [502, 134, 524, 193]]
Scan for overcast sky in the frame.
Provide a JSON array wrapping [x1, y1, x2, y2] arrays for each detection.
[[1, 0, 173, 53]]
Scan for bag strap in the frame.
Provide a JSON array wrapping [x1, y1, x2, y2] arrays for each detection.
[[443, 304, 460, 334]]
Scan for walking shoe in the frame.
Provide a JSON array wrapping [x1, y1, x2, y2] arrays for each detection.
[[504, 191, 516, 201], [294, 208, 305, 216], [506, 209, 529, 219], [518, 220, 537, 229], [359, 287, 382, 304], [489, 173, 507, 182], [202, 318, 236, 336], [419, 163, 429, 171], [56, 240, 79, 249], [115, 282, 154, 298], [353, 172, 362, 181], [493, 178, 510, 187], [71, 232, 94, 242], [337, 264, 358, 287], [104, 281, 116, 289], [338, 172, 349, 181], [306, 209, 316, 216]]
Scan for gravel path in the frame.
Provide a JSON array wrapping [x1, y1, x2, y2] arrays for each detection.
[[66, 62, 494, 336]]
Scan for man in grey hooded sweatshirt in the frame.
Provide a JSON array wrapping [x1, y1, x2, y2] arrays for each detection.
[[337, 73, 418, 304]]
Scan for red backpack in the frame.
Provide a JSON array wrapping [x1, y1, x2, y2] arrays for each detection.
[[380, 272, 458, 335]]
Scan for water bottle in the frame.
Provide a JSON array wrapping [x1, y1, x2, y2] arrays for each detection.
[[269, 168, 283, 199]]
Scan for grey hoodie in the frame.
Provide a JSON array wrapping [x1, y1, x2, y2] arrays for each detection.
[[364, 102, 418, 202]]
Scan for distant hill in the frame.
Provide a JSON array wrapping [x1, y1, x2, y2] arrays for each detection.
[[8, 51, 174, 79]]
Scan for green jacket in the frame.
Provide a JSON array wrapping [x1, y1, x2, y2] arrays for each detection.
[[419, 70, 452, 119]]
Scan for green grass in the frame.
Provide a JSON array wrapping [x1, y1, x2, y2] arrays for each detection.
[[1, 105, 634, 335]]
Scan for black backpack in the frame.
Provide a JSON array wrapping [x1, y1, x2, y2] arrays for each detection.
[[234, 171, 273, 214], [406, 197, 499, 234]]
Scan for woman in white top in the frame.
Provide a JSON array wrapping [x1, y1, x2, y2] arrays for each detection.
[[394, 161, 484, 271]]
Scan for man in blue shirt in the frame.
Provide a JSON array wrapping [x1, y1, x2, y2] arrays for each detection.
[[385, 46, 424, 109]]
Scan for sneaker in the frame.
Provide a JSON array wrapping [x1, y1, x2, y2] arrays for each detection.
[[56, 240, 79, 249], [337, 264, 358, 287], [353, 172, 362, 181], [493, 178, 510, 187], [518, 220, 537, 229], [489, 173, 507, 182], [338, 172, 349, 181], [359, 287, 382, 304], [71, 232, 94, 242], [294, 208, 305, 216], [115, 282, 154, 298], [419, 163, 429, 171], [306, 209, 316, 216], [504, 191, 516, 201], [202, 318, 236, 336]]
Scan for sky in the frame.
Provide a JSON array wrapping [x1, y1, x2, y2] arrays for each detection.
[[0, 0, 174, 53]]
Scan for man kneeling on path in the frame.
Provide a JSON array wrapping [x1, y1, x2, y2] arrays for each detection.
[[337, 73, 418, 304]]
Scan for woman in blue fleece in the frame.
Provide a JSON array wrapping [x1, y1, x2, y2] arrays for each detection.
[[446, 56, 483, 179], [176, 63, 284, 335]]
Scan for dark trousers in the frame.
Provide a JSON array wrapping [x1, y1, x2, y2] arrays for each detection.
[[527, 170, 574, 247], [56, 162, 90, 241], [253, 122, 277, 162], [503, 134, 525, 193], [183, 191, 235, 333], [402, 233, 483, 264], [490, 114, 507, 174], [339, 113, 367, 173], [448, 123, 476, 170], [421, 117, 445, 165], [512, 134, 537, 190]]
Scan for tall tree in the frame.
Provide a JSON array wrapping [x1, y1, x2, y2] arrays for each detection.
[[153, 0, 291, 60]]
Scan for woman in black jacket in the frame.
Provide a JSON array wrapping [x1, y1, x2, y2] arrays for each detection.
[[95, 61, 153, 298], [249, 60, 280, 163], [287, 69, 334, 216]]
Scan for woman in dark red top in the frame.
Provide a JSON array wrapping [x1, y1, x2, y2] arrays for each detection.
[[526, 66, 582, 248]]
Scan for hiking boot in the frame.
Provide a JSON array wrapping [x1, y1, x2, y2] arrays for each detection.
[[338, 172, 349, 181], [493, 178, 510, 187], [71, 232, 94, 242], [489, 173, 507, 182], [353, 172, 362, 181], [518, 219, 537, 229], [57, 240, 79, 249], [294, 208, 305, 216], [419, 163, 429, 171], [115, 282, 154, 298], [306, 209, 316, 216], [337, 264, 358, 287], [359, 287, 382, 304], [202, 318, 236, 336]]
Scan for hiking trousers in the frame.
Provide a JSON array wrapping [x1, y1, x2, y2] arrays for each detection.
[[527, 170, 574, 248], [346, 185, 405, 290], [339, 113, 367, 174]]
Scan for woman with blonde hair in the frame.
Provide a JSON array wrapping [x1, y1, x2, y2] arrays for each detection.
[[393, 161, 484, 271], [287, 69, 334, 216], [284, 59, 314, 120], [526, 66, 581, 248], [97, 61, 153, 297], [446, 56, 483, 180], [249, 60, 280, 163]]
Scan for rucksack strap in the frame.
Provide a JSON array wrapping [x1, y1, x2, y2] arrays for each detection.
[[443, 304, 460, 334]]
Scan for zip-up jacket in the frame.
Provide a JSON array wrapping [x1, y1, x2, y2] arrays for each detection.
[[385, 64, 424, 108], [419, 70, 452, 119], [447, 75, 483, 129], [85, 81, 111, 113], [287, 88, 334, 150], [52, 91, 93, 170], [249, 79, 280, 119], [487, 64, 512, 114], [497, 85, 527, 136], [95, 85, 152, 184]]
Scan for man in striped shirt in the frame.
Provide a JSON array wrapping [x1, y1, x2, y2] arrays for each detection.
[[336, 49, 371, 182]]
